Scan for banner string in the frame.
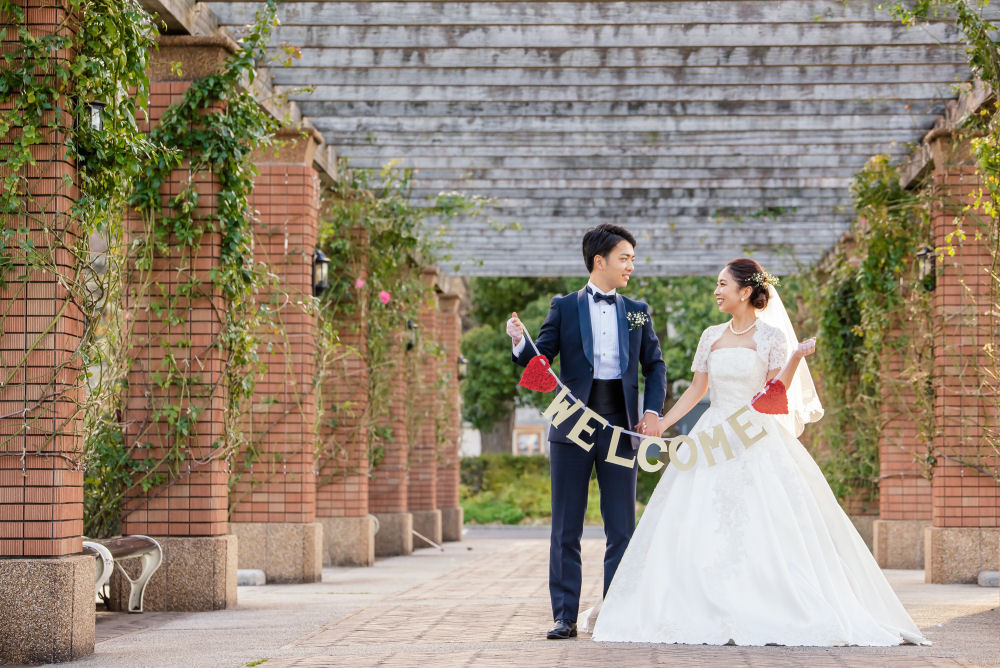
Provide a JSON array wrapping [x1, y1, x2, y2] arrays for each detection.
[[520, 324, 790, 442]]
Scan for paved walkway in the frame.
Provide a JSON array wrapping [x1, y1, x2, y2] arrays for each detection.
[[59, 526, 999, 668]]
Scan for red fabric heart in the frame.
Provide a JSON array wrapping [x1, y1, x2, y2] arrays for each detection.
[[519, 355, 559, 393], [752, 379, 789, 414]]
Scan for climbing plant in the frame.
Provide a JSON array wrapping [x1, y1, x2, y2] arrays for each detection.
[[797, 156, 934, 507], [885, 0, 1000, 483], [122, 1, 293, 523], [315, 161, 489, 481], [0, 0, 163, 537], [0, 0, 300, 536]]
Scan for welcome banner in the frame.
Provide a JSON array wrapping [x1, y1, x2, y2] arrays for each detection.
[[537, 385, 770, 473], [518, 328, 782, 473]]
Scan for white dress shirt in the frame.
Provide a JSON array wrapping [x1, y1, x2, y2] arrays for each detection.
[[585, 281, 622, 380]]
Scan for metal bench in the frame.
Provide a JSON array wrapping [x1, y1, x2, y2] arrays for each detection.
[[82, 535, 162, 613]]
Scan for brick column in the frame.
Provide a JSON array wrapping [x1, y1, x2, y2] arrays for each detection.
[[436, 293, 464, 541], [368, 336, 413, 556], [315, 228, 375, 566], [924, 133, 1000, 583], [228, 126, 323, 583], [409, 269, 442, 547], [117, 36, 241, 611], [873, 327, 933, 569], [0, 3, 94, 663]]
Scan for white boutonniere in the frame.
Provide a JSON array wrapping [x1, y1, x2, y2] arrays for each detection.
[[626, 310, 649, 331]]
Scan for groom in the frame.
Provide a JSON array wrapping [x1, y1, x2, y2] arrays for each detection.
[[508, 223, 666, 640]]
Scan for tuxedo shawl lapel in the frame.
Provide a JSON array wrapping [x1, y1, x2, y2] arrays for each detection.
[[615, 295, 630, 375], [577, 288, 594, 367]]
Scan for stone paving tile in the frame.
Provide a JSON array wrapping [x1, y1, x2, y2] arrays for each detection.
[[79, 532, 998, 668], [277, 537, 997, 668]]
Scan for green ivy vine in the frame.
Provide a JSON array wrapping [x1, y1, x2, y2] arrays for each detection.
[[799, 156, 934, 508], [0, 0, 163, 537], [125, 1, 287, 512], [315, 162, 487, 482], [886, 0, 1000, 483]]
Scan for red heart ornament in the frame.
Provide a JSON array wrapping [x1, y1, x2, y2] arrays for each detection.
[[752, 379, 789, 414], [519, 355, 559, 393]]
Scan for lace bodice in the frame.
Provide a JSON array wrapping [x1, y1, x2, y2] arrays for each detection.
[[691, 321, 787, 414]]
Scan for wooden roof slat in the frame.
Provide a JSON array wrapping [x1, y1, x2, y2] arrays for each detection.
[[283, 44, 965, 69], [292, 82, 954, 102], [201, 0, 979, 276]]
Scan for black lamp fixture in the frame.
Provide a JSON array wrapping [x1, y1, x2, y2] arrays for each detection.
[[457, 355, 468, 381], [312, 249, 330, 297], [405, 319, 419, 351], [916, 246, 936, 291]]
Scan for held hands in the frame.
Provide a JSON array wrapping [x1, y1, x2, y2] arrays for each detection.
[[506, 312, 524, 345], [634, 413, 661, 436]]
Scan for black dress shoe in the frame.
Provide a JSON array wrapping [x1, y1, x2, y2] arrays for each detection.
[[547, 620, 577, 639]]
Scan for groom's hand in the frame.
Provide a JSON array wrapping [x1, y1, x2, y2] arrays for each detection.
[[506, 312, 524, 345], [635, 412, 659, 436]]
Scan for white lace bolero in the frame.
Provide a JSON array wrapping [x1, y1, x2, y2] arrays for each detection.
[[691, 320, 788, 374]]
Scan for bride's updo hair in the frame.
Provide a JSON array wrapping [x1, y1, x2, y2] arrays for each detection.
[[725, 258, 772, 310]]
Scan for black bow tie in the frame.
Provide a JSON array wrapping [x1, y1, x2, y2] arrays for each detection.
[[589, 288, 616, 305]]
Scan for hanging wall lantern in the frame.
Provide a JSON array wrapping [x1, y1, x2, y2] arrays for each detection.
[[313, 249, 330, 296], [916, 246, 936, 292], [457, 355, 468, 381], [406, 319, 419, 351], [87, 100, 106, 132]]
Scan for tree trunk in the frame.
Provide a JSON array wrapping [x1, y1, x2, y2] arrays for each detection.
[[480, 409, 515, 455]]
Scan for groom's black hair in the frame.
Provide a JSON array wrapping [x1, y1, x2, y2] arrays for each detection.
[[582, 224, 637, 273]]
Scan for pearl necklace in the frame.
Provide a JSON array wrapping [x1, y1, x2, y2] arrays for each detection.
[[728, 318, 757, 336]]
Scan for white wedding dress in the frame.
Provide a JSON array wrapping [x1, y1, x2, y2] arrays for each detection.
[[590, 321, 927, 646]]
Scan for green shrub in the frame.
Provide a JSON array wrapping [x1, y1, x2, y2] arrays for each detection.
[[460, 453, 661, 525]]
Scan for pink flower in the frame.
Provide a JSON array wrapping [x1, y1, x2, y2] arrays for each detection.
[[378, 290, 391, 304], [355, 278, 365, 289]]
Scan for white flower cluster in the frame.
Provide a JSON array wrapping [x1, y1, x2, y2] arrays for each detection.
[[626, 311, 649, 331], [749, 271, 779, 288]]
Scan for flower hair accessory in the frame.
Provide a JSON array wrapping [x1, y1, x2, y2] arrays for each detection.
[[749, 271, 779, 288]]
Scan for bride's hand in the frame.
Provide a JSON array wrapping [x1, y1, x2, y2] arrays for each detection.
[[796, 337, 817, 357]]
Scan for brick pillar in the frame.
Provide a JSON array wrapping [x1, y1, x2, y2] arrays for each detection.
[[873, 327, 933, 569], [436, 293, 464, 542], [368, 336, 412, 556], [0, 3, 94, 663], [228, 126, 323, 583], [409, 269, 442, 547], [315, 228, 374, 566], [117, 36, 241, 611], [924, 133, 1000, 583]]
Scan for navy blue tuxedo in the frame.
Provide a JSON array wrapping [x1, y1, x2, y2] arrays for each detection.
[[513, 288, 667, 448], [513, 287, 667, 624]]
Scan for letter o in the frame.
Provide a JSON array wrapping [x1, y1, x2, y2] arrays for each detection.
[[667, 436, 698, 471]]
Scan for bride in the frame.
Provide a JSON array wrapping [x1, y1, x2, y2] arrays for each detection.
[[589, 258, 927, 646]]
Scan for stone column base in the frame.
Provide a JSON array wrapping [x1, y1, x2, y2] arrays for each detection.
[[109, 535, 237, 611], [318, 515, 375, 567], [231, 522, 323, 584], [873, 519, 931, 569], [848, 514, 875, 551], [373, 511, 412, 557], [924, 526, 1000, 584], [411, 509, 442, 548], [0, 554, 95, 664], [440, 506, 463, 542]]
